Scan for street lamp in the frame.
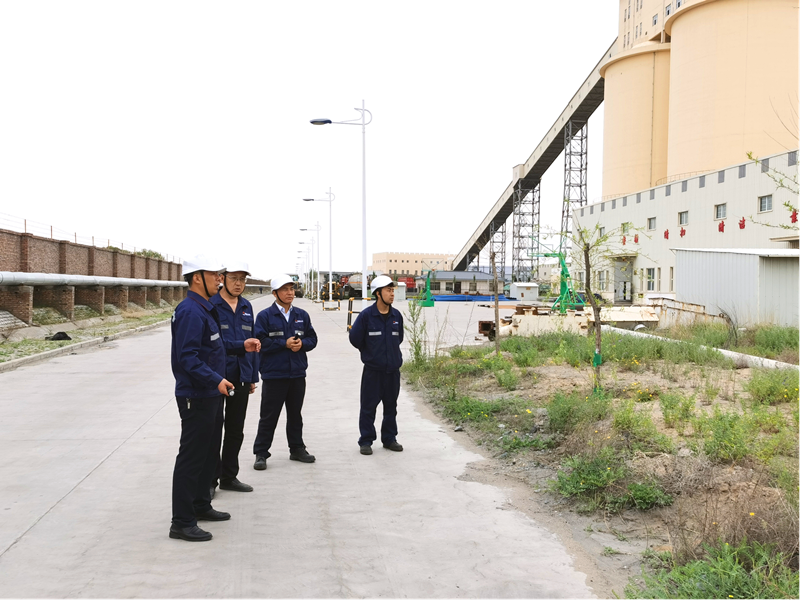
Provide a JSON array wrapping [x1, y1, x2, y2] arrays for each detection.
[[310, 101, 372, 310], [300, 223, 322, 301], [303, 187, 335, 303], [297, 249, 309, 294]]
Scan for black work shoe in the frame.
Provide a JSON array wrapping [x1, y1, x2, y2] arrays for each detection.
[[195, 508, 231, 522], [290, 448, 316, 463], [383, 441, 404, 452], [219, 478, 253, 492], [253, 455, 267, 470], [359, 446, 373, 455], [169, 525, 212, 542]]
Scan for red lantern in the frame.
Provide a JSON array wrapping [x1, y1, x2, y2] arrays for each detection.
[[739, 217, 745, 229], [664, 229, 669, 239], [622, 235, 626, 245], [679, 227, 686, 237], [792, 210, 798, 224], [634, 234, 639, 243], [718, 220, 725, 232]]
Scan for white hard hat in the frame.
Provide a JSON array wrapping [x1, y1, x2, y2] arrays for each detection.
[[271, 274, 295, 291], [183, 255, 226, 276], [370, 275, 394, 293], [224, 261, 251, 276]]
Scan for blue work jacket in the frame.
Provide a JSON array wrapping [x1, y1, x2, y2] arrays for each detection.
[[171, 291, 226, 398], [254, 303, 317, 379], [209, 293, 259, 384], [349, 303, 404, 372]]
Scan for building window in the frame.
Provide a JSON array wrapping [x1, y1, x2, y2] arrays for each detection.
[[469, 282, 477, 292], [648, 217, 656, 230], [679, 211, 688, 225], [445, 282, 453, 292], [652, 14, 658, 26], [758, 195, 773, 213], [590, 206, 594, 215], [657, 267, 661, 291], [681, 180, 688, 192], [761, 157, 770, 173], [414, 270, 418, 275], [738, 164, 746, 178], [635, 24, 638, 38], [699, 175, 705, 188], [646, 268, 655, 291], [430, 281, 440, 291], [623, 196, 628, 207], [789, 151, 797, 166], [665, 184, 671, 196], [665, 3, 672, 17], [612, 199, 617, 209], [677, 0, 682, 8], [650, 189, 655, 200], [599, 226, 606, 237], [669, 266, 674, 291], [622, 222, 631, 234], [598, 270, 607, 292], [718, 170, 725, 183], [715, 203, 727, 219], [601, 202, 605, 212], [636, 192, 641, 203]]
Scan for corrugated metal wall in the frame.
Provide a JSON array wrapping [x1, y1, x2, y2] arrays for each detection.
[[759, 257, 800, 326], [676, 251, 761, 324]]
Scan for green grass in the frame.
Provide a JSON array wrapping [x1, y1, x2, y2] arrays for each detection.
[[547, 390, 612, 434], [627, 482, 673, 510], [692, 407, 759, 463], [625, 539, 800, 599], [553, 447, 627, 500], [660, 322, 799, 363], [613, 400, 674, 453]]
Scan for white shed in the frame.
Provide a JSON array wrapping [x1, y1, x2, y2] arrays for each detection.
[[395, 282, 407, 301], [509, 282, 539, 301], [674, 248, 799, 327]]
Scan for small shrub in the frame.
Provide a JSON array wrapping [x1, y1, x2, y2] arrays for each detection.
[[495, 369, 518, 391], [697, 407, 759, 463], [745, 367, 800, 405], [513, 348, 540, 367], [548, 391, 612, 434], [553, 447, 627, 500], [442, 395, 504, 423], [501, 434, 554, 452], [627, 482, 674, 510], [613, 400, 674, 453], [752, 325, 799, 356]]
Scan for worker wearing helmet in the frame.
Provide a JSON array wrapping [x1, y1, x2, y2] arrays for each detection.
[[170, 255, 236, 542], [252, 274, 318, 470], [209, 261, 261, 495], [348, 275, 404, 455]]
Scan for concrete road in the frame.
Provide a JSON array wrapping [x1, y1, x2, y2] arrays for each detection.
[[0, 297, 593, 598]]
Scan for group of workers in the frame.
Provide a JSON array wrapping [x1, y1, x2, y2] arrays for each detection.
[[169, 255, 404, 542]]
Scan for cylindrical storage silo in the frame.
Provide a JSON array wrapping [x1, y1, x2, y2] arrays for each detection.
[[600, 44, 671, 198], [665, 0, 799, 179]]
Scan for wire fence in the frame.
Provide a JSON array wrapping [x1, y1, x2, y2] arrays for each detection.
[[0, 211, 181, 263]]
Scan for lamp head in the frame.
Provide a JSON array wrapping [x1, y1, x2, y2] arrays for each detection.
[[303, 199, 314, 202], [310, 119, 332, 125]]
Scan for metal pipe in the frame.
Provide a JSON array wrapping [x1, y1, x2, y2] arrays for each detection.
[[0, 272, 187, 287]]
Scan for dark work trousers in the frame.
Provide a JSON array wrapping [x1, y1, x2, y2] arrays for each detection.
[[172, 395, 224, 528], [214, 382, 250, 486], [358, 368, 401, 447], [252, 378, 307, 458]]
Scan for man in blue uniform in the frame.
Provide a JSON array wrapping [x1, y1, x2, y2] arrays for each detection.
[[170, 255, 241, 542], [252, 275, 318, 469], [348, 275, 404, 455], [210, 261, 260, 495]]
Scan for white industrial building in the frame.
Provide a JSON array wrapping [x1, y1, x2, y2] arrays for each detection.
[[675, 248, 799, 327]]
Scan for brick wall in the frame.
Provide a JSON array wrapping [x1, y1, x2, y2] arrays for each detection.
[[0, 227, 181, 280], [0, 231, 20, 271], [29, 237, 60, 273], [0, 285, 33, 324], [94, 248, 114, 276], [75, 286, 105, 314], [34, 285, 75, 320]]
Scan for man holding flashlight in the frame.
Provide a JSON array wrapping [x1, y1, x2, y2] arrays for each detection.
[[252, 275, 318, 470], [170, 255, 234, 542], [210, 261, 261, 495]]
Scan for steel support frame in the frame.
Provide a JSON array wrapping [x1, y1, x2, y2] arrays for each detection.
[[511, 181, 540, 282], [560, 120, 588, 257], [489, 220, 506, 285]]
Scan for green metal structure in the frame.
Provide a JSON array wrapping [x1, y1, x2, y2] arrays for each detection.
[[419, 270, 435, 307], [533, 249, 584, 314]]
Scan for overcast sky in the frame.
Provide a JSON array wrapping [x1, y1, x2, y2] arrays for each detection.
[[0, 1, 618, 280]]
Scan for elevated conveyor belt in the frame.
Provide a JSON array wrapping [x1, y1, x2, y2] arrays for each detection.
[[452, 41, 616, 272]]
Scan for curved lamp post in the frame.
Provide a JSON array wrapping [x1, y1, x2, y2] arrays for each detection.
[[310, 101, 372, 309]]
